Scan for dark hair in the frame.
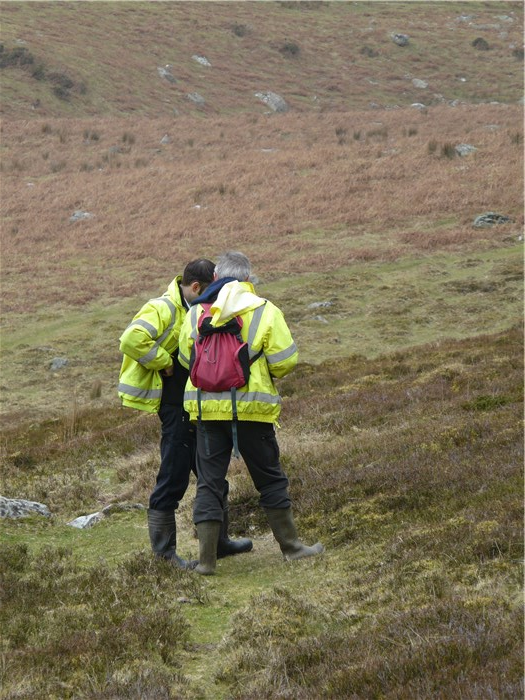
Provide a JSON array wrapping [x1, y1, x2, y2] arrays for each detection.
[[181, 258, 215, 285]]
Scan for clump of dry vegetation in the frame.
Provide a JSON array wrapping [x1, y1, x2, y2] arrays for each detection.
[[0, 545, 207, 698]]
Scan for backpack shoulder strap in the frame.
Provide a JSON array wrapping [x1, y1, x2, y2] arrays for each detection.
[[247, 300, 267, 362]]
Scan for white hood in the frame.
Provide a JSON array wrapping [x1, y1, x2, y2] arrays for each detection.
[[209, 281, 265, 326]]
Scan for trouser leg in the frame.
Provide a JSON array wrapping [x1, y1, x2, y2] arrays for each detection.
[[147, 404, 197, 568], [194, 420, 290, 519], [237, 422, 291, 510], [149, 404, 194, 511], [193, 422, 232, 524]]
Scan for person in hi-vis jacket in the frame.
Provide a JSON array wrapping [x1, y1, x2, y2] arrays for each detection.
[[118, 258, 252, 569], [178, 251, 324, 575]]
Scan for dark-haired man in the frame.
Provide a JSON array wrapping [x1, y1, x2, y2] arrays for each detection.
[[118, 259, 252, 568]]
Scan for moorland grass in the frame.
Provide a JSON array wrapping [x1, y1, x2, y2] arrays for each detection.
[[0, 3, 523, 696], [1, 326, 522, 699], [1, 2, 522, 119], [1, 100, 522, 425]]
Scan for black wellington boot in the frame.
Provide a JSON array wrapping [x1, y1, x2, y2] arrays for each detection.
[[216, 499, 253, 559], [147, 508, 197, 570]]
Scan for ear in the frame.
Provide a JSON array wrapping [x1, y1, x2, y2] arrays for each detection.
[[192, 280, 201, 294]]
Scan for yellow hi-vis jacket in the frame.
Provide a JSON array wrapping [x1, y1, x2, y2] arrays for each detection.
[[118, 277, 187, 412], [178, 281, 298, 424]]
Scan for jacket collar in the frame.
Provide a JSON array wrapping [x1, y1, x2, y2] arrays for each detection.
[[190, 276, 237, 305]]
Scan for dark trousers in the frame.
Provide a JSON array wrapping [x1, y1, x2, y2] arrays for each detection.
[[193, 420, 291, 524], [149, 403, 196, 511]]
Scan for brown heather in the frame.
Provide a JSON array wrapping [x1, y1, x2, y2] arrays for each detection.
[[1, 104, 522, 316]]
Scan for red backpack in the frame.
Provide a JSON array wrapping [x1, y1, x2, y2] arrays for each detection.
[[189, 303, 264, 456]]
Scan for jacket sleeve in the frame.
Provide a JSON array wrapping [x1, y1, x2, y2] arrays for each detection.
[[177, 310, 194, 370], [119, 299, 174, 371], [263, 304, 298, 378]]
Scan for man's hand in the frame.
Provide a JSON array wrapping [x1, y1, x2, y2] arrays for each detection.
[[161, 363, 174, 377]]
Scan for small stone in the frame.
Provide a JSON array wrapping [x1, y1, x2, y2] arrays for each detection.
[[192, 55, 211, 67], [50, 357, 68, 371], [69, 210, 93, 223], [473, 212, 512, 228], [308, 301, 333, 309], [0, 496, 51, 519], [254, 91, 289, 113], [391, 33, 409, 46], [455, 144, 477, 156], [186, 92, 206, 106], [157, 66, 177, 83], [67, 512, 104, 529]]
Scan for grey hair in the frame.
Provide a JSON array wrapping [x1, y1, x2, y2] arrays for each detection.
[[215, 251, 252, 281]]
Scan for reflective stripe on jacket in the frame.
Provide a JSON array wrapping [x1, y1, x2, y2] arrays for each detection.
[[118, 277, 186, 412], [178, 281, 298, 424]]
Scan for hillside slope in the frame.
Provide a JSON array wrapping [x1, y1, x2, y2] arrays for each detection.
[[0, 5, 523, 698], [1, 1, 523, 119]]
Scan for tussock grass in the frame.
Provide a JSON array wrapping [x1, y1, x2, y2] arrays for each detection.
[[0, 545, 207, 699]]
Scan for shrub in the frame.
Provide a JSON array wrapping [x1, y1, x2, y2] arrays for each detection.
[[50, 160, 66, 173], [280, 40, 300, 57], [31, 63, 46, 80], [472, 37, 490, 51], [232, 22, 249, 37], [0, 46, 35, 68], [440, 142, 456, 158], [0, 546, 205, 698], [367, 126, 388, 140], [53, 85, 71, 101], [83, 129, 100, 141], [360, 45, 379, 58]]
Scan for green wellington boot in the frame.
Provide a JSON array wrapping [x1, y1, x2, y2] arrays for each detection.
[[195, 521, 222, 575], [264, 507, 324, 561]]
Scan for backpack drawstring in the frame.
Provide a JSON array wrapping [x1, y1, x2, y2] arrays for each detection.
[[231, 387, 240, 459], [197, 388, 211, 457]]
